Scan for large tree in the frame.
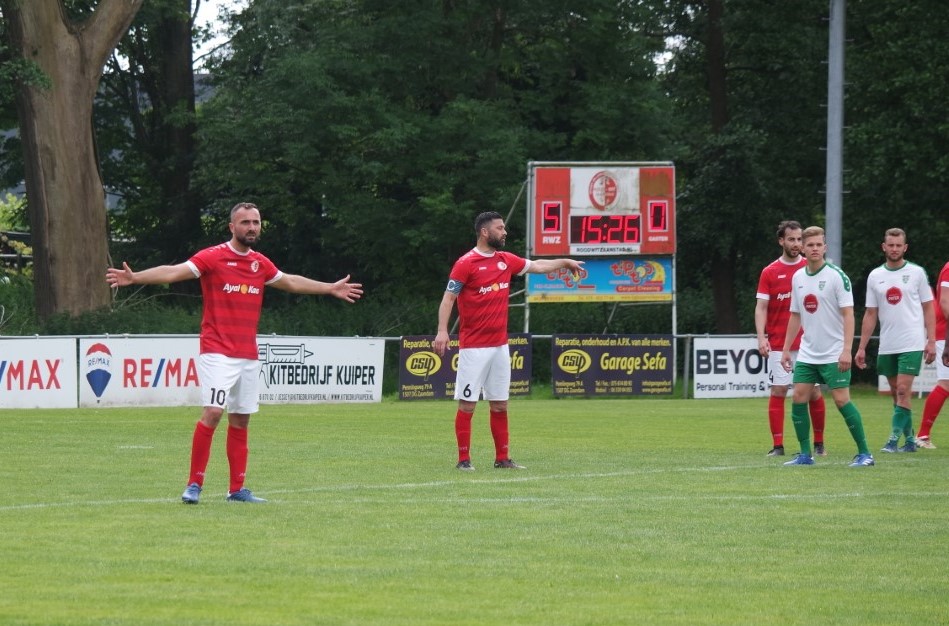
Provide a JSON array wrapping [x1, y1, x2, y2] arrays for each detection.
[[98, 0, 204, 267], [0, 0, 143, 318]]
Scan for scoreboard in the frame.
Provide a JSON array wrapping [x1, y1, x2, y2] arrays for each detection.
[[527, 163, 676, 257]]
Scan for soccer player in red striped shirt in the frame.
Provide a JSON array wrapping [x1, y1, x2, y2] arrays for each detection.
[[917, 259, 949, 448], [754, 220, 826, 457], [107, 202, 362, 503], [433, 212, 583, 471]]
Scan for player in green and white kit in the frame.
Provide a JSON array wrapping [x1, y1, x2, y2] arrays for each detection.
[[780, 226, 874, 467], [854, 228, 936, 453]]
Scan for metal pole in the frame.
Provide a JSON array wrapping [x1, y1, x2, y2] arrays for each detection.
[[825, 0, 845, 265]]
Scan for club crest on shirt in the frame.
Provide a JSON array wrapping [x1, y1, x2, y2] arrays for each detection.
[[902, 274, 910, 284], [251, 260, 260, 273], [818, 280, 826, 291], [498, 261, 508, 271]]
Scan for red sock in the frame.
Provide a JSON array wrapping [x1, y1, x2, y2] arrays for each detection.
[[920, 385, 949, 438], [810, 395, 826, 444], [490, 410, 510, 461], [226, 425, 249, 494], [768, 396, 784, 446], [188, 421, 215, 486], [455, 409, 474, 462]]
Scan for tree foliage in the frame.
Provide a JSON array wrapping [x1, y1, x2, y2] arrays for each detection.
[[3, 0, 948, 336], [194, 0, 672, 306]]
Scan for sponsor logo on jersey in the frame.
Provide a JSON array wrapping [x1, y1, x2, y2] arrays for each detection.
[[886, 286, 903, 305], [776, 291, 791, 301], [223, 283, 261, 295], [803, 294, 819, 313], [478, 282, 509, 295]]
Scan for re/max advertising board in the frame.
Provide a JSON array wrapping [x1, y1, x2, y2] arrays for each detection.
[[0, 337, 78, 409], [76, 336, 384, 407]]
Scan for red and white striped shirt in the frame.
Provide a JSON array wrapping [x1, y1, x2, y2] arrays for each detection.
[[756, 256, 806, 351], [187, 242, 281, 359], [935, 261, 949, 342], [448, 249, 529, 349]]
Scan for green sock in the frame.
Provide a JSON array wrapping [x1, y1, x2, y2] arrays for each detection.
[[791, 402, 812, 456], [897, 406, 915, 441], [889, 404, 902, 442], [840, 401, 870, 455]]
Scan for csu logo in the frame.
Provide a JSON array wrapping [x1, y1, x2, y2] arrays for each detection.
[[406, 351, 442, 380], [557, 349, 591, 375]]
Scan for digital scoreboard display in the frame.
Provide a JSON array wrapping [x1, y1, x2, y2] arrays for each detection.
[[569, 214, 641, 245], [528, 164, 675, 256]]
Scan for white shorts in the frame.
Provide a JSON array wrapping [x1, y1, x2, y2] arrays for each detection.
[[198, 353, 261, 414], [454, 346, 511, 402], [767, 350, 797, 388], [937, 340, 949, 381]]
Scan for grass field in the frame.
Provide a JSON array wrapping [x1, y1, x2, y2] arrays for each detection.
[[2, 388, 947, 625]]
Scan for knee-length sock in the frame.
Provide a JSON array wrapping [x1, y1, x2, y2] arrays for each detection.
[[790, 403, 811, 456], [188, 421, 215, 486], [840, 401, 870, 455], [809, 395, 826, 444], [919, 385, 949, 438], [455, 409, 474, 462], [768, 396, 784, 447], [226, 425, 249, 494], [490, 410, 510, 461]]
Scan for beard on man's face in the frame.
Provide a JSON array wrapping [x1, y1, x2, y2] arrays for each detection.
[[487, 234, 506, 249], [236, 232, 258, 248]]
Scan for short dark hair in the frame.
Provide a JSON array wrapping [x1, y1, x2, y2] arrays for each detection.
[[230, 202, 259, 221], [474, 211, 503, 235], [776, 220, 802, 239]]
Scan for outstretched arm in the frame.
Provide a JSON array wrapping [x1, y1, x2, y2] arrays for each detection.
[[270, 273, 363, 303], [527, 258, 584, 274], [106, 261, 195, 288]]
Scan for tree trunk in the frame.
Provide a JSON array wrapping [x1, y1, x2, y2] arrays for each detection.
[[153, 1, 200, 262], [705, 0, 739, 332], [1, 0, 143, 319]]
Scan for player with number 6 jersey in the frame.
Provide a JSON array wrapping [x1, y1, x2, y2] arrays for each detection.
[[434, 212, 583, 471]]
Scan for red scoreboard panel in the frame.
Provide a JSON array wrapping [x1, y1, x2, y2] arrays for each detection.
[[528, 163, 675, 257]]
